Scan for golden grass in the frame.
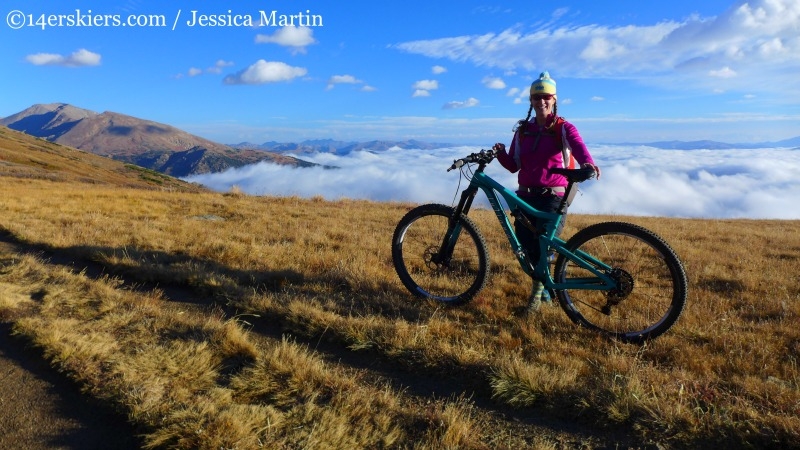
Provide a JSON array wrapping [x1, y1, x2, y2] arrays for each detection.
[[0, 250, 483, 449], [0, 126, 201, 191], [1, 169, 799, 448]]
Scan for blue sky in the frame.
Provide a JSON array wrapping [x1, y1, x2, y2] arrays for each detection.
[[2, 0, 800, 145]]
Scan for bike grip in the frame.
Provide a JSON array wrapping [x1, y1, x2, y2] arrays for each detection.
[[448, 160, 465, 171]]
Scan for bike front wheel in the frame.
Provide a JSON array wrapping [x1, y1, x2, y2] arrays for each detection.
[[553, 221, 687, 343], [392, 204, 489, 305]]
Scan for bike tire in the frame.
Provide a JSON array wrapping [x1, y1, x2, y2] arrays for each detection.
[[553, 221, 687, 343], [392, 204, 490, 305]]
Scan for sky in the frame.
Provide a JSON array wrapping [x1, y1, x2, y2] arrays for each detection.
[[2, 0, 800, 146]]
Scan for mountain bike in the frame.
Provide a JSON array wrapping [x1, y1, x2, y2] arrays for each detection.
[[391, 149, 687, 343]]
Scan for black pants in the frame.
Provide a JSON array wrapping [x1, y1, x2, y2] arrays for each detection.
[[516, 193, 567, 263]]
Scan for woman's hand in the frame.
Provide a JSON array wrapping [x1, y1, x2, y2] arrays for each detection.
[[583, 163, 601, 180], [492, 143, 506, 154]]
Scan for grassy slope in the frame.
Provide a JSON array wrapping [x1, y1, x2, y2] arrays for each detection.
[[1, 127, 799, 449], [0, 126, 204, 191]]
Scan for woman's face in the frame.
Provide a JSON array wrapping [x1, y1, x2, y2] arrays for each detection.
[[530, 93, 556, 117]]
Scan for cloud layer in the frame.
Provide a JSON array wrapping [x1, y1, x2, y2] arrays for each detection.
[[185, 145, 800, 219]]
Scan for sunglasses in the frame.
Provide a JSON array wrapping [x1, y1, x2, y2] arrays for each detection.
[[531, 94, 554, 101]]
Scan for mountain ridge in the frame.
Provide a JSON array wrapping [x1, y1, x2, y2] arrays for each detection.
[[235, 136, 800, 154], [0, 125, 203, 191], [231, 138, 460, 155], [1, 103, 315, 177], [607, 137, 800, 150]]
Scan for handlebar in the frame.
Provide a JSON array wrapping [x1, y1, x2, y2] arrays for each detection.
[[447, 148, 597, 183], [447, 148, 497, 171]]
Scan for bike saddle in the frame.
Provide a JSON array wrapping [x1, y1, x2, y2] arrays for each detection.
[[549, 167, 596, 182]]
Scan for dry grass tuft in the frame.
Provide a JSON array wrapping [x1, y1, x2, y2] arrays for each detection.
[[1, 169, 799, 448]]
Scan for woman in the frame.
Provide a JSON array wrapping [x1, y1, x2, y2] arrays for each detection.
[[492, 71, 600, 311]]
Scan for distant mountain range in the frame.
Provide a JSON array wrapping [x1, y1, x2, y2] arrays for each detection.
[[3, 103, 797, 179], [609, 138, 800, 150], [0, 103, 314, 177], [231, 139, 459, 155], [236, 137, 800, 155]]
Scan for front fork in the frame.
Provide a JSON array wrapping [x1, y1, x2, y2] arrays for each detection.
[[434, 185, 479, 265]]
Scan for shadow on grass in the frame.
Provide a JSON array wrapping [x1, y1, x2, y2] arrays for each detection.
[[0, 227, 653, 448]]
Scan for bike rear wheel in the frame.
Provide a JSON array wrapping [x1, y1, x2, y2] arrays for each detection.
[[392, 204, 489, 305], [553, 221, 687, 343]]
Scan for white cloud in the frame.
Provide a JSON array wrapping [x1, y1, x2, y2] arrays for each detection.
[[223, 60, 307, 85], [443, 97, 479, 109], [412, 79, 439, 97], [552, 7, 570, 20], [206, 60, 234, 74], [184, 60, 234, 78], [432, 65, 447, 74], [327, 74, 363, 90], [709, 66, 737, 78], [256, 26, 317, 53], [482, 76, 506, 89], [184, 145, 800, 219], [758, 37, 786, 57], [330, 75, 359, 84], [590, 96, 605, 101], [580, 37, 628, 61], [26, 48, 101, 67], [413, 80, 439, 90], [394, 0, 800, 96]]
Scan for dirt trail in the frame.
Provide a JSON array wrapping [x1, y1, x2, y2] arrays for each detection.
[[0, 327, 143, 450], [0, 240, 143, 449]]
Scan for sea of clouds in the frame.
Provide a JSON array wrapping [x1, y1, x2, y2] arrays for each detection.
[[184, 145, 800, 219]]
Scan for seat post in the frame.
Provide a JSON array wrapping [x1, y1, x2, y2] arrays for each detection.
[[558, 182, 578, 214]]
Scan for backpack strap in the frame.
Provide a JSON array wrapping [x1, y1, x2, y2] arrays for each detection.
[[513, 120, 539, 170], [553, 117, 576, 169]]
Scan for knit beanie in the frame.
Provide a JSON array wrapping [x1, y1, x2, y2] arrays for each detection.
[[530, 71, 556, 95]]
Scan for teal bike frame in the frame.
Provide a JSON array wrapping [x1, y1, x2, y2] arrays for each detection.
[[447, 155, 616, 293]]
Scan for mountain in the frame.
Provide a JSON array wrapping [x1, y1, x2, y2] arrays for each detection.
[[773, 136, 800, 147], [241, 136, 800, 154], [629, 140, 740, 150], [614, 137, 800, 150], [1, 103, 315, 177], [0, 125, 203, 191], [232, 138, 458, 155]]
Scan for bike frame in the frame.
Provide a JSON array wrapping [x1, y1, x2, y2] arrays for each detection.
[[446, 163, 617, 292]]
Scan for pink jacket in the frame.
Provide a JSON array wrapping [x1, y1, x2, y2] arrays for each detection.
[[496, 118, 594, 191]]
